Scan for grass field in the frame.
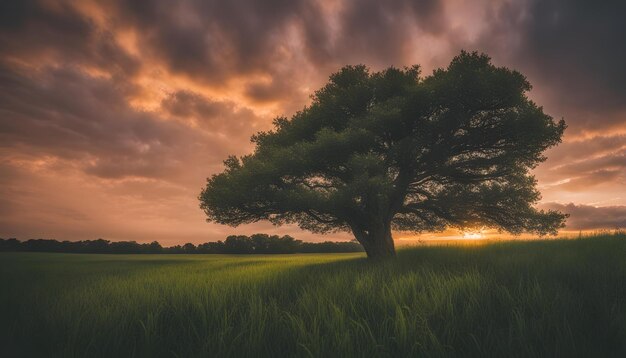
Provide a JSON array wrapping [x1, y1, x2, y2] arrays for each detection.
[[2, 234, 626, 357]]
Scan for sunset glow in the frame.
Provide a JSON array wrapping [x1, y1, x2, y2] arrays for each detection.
[[462, 232, 485, 240], [1, 0, 625, 245]]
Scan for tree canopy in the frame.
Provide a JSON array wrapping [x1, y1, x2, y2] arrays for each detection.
[[199, 51, 567, 259]]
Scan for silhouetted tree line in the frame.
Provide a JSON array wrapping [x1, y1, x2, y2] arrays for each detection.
[[0, 234, 364, 254]]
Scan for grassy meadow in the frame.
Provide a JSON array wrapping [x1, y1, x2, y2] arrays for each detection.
[[1, 234, 626, 357]]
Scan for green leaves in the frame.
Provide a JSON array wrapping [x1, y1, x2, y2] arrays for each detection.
[[199, 51, 567, 251]]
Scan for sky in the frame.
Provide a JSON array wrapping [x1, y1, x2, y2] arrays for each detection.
[[1, 0, 625, 245]]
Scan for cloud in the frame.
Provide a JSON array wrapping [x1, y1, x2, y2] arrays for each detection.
[[557, 151, 626, 176], [0, 63, 263, 183], [1, 0, 625, 242], [534, 135, 625, 205], [557, 170, 623, 192], [329, 0, 447, 66], [104, 0, 458, 110], [474, 0, 626, 133], [161, 90, 263, 135], [536, 148, 626, 193], [0, 64, 185, 178], [540, 203, 626, 231], [542, 135, 626, 165], [0, 0, 140, 77]]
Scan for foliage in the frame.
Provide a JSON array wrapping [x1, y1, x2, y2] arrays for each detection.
[[199, 51, 567, 258], [1, 233, 626, 357], [0, 235, 363, 254]]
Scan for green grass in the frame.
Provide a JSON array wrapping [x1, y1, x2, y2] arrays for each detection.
[[2, 234, 626, 357]]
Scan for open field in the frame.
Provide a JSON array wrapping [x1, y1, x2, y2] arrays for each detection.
[[2, 234, 626, 357]]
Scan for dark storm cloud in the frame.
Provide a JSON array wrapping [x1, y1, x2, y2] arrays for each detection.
[[105, 0, 451, 100], [0, 63, 260, 181], [0, 0, 453, 109], [541, 203, 626, 231], [108, 0, 321, 80], [333, 0, 446, 64], [478, 0, 626, 131], [0, 35, 262, 179], [161, 90, 262, 134], [0, 63, 189, 178], [0, 0, 140, 77], [3, 0, 624, 122], [244, 79, 295, 104], [520, 0, 626, 109], [470, 0, 626, 200]]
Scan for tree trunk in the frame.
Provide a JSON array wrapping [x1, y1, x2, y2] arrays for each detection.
[[355, 222, 396, 259]]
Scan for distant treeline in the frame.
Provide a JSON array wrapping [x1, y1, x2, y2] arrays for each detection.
[[0, 234, 364, 254]]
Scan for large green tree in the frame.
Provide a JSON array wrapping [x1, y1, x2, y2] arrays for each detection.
[[199, 52, 567, 259]]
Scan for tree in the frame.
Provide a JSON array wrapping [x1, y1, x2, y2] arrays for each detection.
[[199, 51, 567, 259], [223, 235, 255, 254], [182, 243, 197, 254], [144, 241, 163, 254]]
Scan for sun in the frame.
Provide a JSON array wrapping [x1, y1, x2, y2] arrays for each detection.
[[462, 230, 485, 239]]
